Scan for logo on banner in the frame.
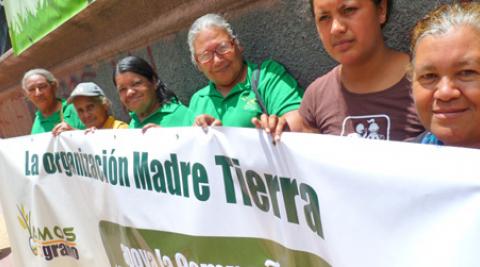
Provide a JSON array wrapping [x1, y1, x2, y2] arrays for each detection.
[[16, 204, 80, 261]]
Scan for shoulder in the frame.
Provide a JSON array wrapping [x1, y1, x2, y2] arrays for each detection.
[[259, 59, 284, 70], [408, 131, 443, 145], [305, 66, 340, 97], [257, 59, 289, 77], [166, 101, 193, 115], [406, 131, 428, 143], [189, 84, 211, 104], [112, 118, 129, 129], [61, 99, 75, 114]]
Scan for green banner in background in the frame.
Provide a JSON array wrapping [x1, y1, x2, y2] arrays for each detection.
[[3, 0, 94, 55]]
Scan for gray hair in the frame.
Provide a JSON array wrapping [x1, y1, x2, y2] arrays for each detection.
[[411, 3, 480, 57], [21, 68, 58, 90], [187, 13, 238, 66], [96, 95, 112, 110]]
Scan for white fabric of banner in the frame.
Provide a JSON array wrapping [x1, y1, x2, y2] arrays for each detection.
[[0, 127, 479, 267]]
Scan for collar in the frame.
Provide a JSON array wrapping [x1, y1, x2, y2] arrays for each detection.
[[421, 132, 444, 145], [201, 61, 257, 98], [129, 101, 179, 123], [35, 99, 66, 120], [101, 116, 115, 129]]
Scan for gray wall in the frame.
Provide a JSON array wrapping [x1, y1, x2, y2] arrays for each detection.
[[58, 0, 452, 122]]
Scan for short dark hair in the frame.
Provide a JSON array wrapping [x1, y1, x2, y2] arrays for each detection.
[[309, 0, 392, 27], [113, 56, 176, 105]]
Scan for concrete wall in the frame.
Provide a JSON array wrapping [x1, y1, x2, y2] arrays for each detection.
[[0, 0, 452, 137]]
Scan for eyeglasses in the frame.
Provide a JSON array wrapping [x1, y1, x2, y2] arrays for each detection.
[[196, 39, 235, 64], [26, 82, 51, 94]]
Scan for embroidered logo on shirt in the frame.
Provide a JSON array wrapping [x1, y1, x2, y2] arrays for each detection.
[[241, 96, 259, 111], [340, 115, 391, 140]]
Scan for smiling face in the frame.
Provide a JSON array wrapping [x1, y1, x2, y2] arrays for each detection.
[[193, 27, 245, 91], [312, 0, 387, 65], [23, 74, 57, 113], [114, 71, 158, 116], [412, 25, 480, 147], [72, 96, 109, 128]]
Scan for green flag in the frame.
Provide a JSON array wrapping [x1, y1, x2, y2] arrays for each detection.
[[3, 0, 94, 55]]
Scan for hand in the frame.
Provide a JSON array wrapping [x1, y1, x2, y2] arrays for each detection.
[[193, 114, 222, 128], [52, 122, 74, 136], [84, 127, 97, 134], [142, 123, 160, 134], [252, 114, 287, 144]]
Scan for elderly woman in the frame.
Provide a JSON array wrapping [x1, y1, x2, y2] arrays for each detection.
[[410, 2, 480, 148], [113, 56, 194, 129], [187, 13, 303, 130], [52, 82, 128, 135], [22, 69, 84, 134]]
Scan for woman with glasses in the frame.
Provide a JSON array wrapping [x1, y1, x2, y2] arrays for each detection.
[[410, 2, 480, 148], [22, 68, 85, 134], [187, 13, 303, 131], [113, 56, 194, 129]]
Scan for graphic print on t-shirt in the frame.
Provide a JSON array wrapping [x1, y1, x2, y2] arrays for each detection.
[[340, 115, 391, 140]]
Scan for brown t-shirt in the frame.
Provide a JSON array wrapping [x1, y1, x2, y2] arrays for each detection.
[[299, 66, 424, 141]]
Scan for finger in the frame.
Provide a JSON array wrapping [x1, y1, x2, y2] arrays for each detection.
[[251, 117, 262, 128], [212, 119, 222, 127], [52, 126, 60, 136], [141, 123, 159, 134], [84, 127, 96, 135], [51, 123, 64, 136], [274, 117, 287, 143], [260, 114, 270, 133], [268, 115, 279, 134], [194, 115, 208, 128]]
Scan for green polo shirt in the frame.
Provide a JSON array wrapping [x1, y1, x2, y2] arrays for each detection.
[[31, 99, 85, 134], [128, 101, 195, 128], [189, 60, 303, 127]]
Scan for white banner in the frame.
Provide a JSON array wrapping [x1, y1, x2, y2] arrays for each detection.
[[0, 128, 479, 267]]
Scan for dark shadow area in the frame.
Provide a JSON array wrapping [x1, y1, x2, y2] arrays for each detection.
[[0, 247, 11, 260]]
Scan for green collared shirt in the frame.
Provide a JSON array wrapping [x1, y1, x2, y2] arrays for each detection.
[[189, 60, 303, 127], [31, 99, 85, 134], [128, 101, 195, 128]]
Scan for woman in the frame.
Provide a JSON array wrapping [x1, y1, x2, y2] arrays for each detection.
[[22, 69, 84, 134], [410, 2, 480, 148], [187, 13, 303, 130], [273, 0, 424, 141], [113, 56, 194, 129], [52, 82, 128, 135]]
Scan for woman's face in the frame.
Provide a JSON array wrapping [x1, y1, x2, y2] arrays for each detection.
[[24, 74, 57, 112], [72, 96, 109, 128], [193, 27, 244, 89], [312, 0, 386, 65], [115, 71, 157, 115], [412, 25, 480, 147]]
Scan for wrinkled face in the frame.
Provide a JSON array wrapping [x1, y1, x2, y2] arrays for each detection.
[[193, 27, 244, 89], [24, 74, 57, 112], [412, 26, 480, 147], [115, 71, 157, 115], [72, 96, 109, 128], [312, 0, 386, 65]]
